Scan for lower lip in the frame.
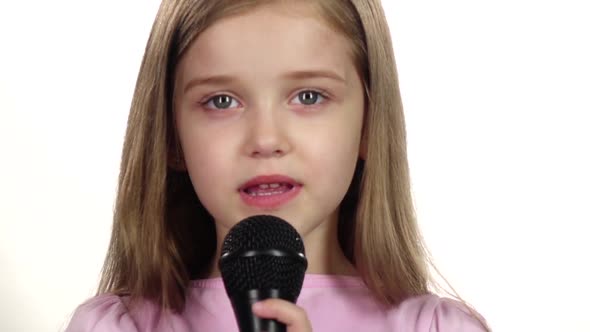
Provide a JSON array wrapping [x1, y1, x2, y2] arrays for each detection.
[[239, 185, 302, 210]]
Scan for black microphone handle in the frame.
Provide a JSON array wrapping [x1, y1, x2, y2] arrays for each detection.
[[231, 289, 294, 332]]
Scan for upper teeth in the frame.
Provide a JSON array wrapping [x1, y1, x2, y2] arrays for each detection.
[[258, 183, 281, 189]]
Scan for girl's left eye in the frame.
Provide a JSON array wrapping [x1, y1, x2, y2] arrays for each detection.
[[292, 90, 326, 106], [202, 94, 240, 110]]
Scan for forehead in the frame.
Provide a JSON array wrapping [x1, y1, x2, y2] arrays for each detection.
[[177, 2, 356, 83]]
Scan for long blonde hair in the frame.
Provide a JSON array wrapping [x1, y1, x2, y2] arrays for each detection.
[[98, 0, 486, 328]]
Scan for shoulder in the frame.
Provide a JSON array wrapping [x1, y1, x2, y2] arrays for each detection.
[[393, 294, 488, 332], [65, 294, 139, 332]]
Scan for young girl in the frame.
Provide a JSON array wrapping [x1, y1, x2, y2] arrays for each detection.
[[66, 0, 489, 331]]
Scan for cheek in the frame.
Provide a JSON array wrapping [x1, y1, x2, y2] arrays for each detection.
[[178, 127, 236, 205], [304, 113, 363, 199]]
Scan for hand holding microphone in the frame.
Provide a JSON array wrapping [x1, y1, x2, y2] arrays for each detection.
[[251, 298, 313, 332], [219, 215, 312, 332]]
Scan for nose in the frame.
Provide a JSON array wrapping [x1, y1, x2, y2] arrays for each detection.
[[244, 109, 291, 158]]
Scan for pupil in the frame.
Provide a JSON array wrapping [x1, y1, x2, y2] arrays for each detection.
[[299, 91, 318, 105], [214, 95, 232, 108]]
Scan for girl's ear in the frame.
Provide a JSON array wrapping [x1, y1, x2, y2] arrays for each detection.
[[168, 111, 187, 171], [168, 129, 187, 171], [359, 107, 368, 160], [359, 133, 367, 160], [168, 147, 187, 171]]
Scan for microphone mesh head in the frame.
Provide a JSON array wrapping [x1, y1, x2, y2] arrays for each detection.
[[219, 215, 307, 302]]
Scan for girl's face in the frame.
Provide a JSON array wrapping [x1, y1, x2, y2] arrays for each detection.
[[175, 2, 364, 248]]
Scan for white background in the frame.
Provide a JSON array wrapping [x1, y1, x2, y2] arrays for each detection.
[[0, 1, 588, 331]]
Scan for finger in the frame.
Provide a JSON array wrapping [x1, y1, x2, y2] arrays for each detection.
[[252, 299, 312, 331]]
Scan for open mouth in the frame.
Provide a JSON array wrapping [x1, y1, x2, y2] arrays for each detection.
[[238, 175, 302, 209], [243, 182, 295, 197]]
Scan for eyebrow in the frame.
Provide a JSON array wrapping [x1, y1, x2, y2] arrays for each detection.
[[183, 69, 346, 94]]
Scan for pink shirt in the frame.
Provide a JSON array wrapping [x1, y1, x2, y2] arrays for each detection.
[[65, 274, 486, 331]]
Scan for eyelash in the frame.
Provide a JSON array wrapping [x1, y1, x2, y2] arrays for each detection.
[[199, 89, 329, 111]]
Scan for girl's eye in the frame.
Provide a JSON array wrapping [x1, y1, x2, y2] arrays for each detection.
[[292, 90, 326, 106], [201, 90, 326, 111], [203, 94, 240, 110]]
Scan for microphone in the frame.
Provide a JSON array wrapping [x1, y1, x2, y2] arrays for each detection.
[[219, 215, 308, 332]]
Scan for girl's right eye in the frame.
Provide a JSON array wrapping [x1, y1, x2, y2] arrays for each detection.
[[201, 94, 240, 111]]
